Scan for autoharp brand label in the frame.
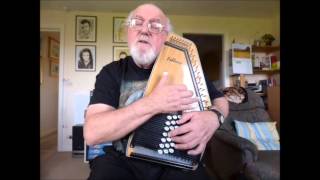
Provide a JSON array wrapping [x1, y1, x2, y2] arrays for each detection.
[[166, 57, 182, 64]]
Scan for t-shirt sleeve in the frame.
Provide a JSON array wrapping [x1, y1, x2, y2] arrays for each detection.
[[89, 64, 121, 108], [204, 74, 224, 101]]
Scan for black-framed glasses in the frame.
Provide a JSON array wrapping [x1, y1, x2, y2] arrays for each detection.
[[127, 18, 166, 34]]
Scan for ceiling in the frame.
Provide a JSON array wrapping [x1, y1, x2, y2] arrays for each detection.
[[40, 0, 280, 18]]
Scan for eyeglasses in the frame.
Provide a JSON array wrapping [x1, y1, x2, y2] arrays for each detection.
[[127, 18, 166, 34]]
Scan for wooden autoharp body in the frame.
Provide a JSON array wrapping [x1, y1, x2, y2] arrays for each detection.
[[126, 33, 212, 170]]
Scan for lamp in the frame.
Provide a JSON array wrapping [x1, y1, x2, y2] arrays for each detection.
[[230, 43, 253, 87]]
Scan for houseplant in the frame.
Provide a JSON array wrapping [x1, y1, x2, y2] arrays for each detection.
[[261, 34, 275, 46]]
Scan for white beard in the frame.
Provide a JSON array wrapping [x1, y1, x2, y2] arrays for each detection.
[[130, 44, 157, 67]]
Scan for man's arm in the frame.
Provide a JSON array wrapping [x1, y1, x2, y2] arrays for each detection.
[[84, 98, 156, 146], [84, 73, 198, 146], [169, 96, 229, 155], [211, 96, 229, 118]]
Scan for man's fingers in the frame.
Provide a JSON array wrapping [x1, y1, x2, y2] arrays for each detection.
[[169, 123, 191, 137], [174, 84, 187, 91], [180, 97, 199, 105], [170, 132, 194, 144], [156, 72, 169, 87], [167, 94, 197, 105], [187, 142, 206, 155], [178, 90, 194, 98], [175, 138, 199, 150], [177, 105, 194, 112], [176, 113, 193, 124]]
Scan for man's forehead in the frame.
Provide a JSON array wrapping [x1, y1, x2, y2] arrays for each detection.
[[132, 4, 166, 21]]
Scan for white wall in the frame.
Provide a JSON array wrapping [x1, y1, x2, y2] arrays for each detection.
[[40, 9, 279, 151], [40, 32, 59, 137]]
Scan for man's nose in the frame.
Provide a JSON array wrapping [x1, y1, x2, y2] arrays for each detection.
[[140, 22, 149, 33]]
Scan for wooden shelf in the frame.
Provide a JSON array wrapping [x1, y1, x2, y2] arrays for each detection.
[[252, 45, 280, 53], [255, 92, 266, 96], [253, 69, 280, 74]]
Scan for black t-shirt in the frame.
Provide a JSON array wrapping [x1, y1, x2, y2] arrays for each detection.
[[90, 56, 224, 108]]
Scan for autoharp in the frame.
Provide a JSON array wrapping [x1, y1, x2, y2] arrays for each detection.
[[126, 33, 212, 170]]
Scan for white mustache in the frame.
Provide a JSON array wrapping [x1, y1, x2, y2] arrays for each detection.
[[138, 35, 149, 42]]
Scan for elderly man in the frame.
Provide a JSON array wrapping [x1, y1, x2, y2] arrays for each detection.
[[84, 3, 228, 180]]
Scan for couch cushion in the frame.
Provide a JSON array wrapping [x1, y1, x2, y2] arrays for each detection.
[[245, 151, 280, 180], [234, 120, 280, 150]]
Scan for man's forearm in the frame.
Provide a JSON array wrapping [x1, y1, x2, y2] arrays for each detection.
[[84, 96, 158, 146], [212, 97, 229, 118]]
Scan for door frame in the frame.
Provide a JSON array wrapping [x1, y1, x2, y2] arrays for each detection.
[[183, 33, 226, 88], [40, 24, 65, 151]]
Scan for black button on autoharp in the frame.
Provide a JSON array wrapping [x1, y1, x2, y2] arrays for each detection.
[[126, 33, 212, 170]]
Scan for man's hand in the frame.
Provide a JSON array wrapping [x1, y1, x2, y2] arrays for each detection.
[[146, 72, 198, 114], [168, 111, 220, 155]]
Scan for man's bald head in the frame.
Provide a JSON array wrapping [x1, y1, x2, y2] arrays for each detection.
[[127, 3, 172, 32]]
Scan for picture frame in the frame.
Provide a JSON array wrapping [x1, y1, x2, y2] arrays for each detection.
[[231, 43, 253, 74], [113, 46, 130, 61], [75, 45, 96, 72], [113, 17, 127, 43], [40, 58, 43, 84], [50, 59, 59, 77], [260, 56, 271, 70], [48, 37, 59, 60], [76, 16, 97, 42], [40, 35, 43, 57]]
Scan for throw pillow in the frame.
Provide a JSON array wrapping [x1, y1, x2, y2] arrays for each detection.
[[234, 120, 280, 150]]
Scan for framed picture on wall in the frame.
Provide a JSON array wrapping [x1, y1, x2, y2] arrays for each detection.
[[113, 17, 127, 43], [76, 16, 97, 42], [40, 35, 43, 57], [50, 59, 59, 77], [75, 45, 96, 72], [48, 37, 59, 60], [113, 46, 130, 61], [40, 58, 43, 84]]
